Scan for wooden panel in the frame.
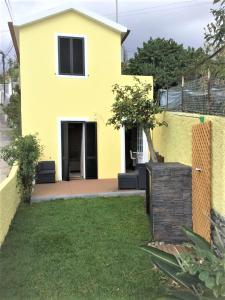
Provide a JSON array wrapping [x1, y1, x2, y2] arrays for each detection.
[[192, 121, 212, 242]]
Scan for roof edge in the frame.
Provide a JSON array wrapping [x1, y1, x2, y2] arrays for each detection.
[[8, 22, 20, 63], [13, 3, 128, 34]]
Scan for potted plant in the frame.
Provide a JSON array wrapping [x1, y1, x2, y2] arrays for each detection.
[[107, 77, 167, 162]]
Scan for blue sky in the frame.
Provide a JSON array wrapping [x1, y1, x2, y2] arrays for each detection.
[[0, 0, 215, 60]]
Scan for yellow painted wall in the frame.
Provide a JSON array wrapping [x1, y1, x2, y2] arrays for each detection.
[[154, 111, 225, 217], [0, 166, 20, 246], [18, 11, 153, 180]]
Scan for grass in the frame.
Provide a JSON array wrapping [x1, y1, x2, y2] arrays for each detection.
[[0, 196, 164, 300]]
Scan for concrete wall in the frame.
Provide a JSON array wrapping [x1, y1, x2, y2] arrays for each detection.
[[0, 166, 20, 246], [153, 111, 225, 217]]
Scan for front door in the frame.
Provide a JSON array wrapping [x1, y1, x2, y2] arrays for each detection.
[[61, 121, 98, 180]]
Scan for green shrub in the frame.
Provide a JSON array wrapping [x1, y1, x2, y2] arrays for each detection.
[[3, 85, 21, 136], [0, 134, 42, 203]]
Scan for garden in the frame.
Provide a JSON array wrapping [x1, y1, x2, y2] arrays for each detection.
[[0, 196, 165, 300]]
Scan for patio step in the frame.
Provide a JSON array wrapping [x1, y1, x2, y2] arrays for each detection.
[[31, 178, 145, 202], [31, 189, 145, 202]]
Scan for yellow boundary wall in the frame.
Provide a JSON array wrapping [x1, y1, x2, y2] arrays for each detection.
[[154, 111, 225, 217], [0, 166, 20, 246]]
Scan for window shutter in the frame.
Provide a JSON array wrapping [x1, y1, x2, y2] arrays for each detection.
[[58, 37, 71, 74], [72, 38, 85, 76]]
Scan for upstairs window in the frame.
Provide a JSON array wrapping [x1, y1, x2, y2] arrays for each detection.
[[58, 36, 85, 76]]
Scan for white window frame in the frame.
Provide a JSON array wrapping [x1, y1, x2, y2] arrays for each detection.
[[55, 33, 88, 79], [57, 117, 89, 181]]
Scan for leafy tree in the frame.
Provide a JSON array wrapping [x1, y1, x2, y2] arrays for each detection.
[[203, 51, 225, 79], [3, 85, 21, 136], [7, 58, 19, 83], [205, 0, 225, 51], [0, 135, 43, 203], [122, 38, 207, 93], [0, 59, 19, 84], [107, 78, 167, 162]]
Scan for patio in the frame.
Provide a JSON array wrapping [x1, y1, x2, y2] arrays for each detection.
[[31, 178, 145, 202]]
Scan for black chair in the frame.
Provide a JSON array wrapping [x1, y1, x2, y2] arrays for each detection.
[[118, 171, 138, 189], [35, 161, 55, 184], [118, 164, 147, 190]]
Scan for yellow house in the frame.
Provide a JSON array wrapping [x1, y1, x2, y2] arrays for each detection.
[[13, 3, 153, 181]]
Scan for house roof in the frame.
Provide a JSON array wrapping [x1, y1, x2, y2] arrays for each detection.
[[13, 2, 128, 37]]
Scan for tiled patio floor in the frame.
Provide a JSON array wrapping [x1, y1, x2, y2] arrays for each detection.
[[32, 178, 145, 202]]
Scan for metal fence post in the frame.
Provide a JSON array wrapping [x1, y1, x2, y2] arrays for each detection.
[[207, 69, 211, 115], [166, 87, 169, 110], [181, 75, 184, 112]]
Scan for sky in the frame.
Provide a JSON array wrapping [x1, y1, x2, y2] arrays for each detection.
[[0, 0, 215, 60]]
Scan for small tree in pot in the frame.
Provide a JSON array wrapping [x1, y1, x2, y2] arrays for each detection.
[[107, 77, 167, 162]]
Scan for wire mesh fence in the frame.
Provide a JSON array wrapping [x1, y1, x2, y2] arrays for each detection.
[[159, 77, 225, 116]]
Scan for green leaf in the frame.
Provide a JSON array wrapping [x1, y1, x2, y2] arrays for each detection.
[[181, 226, 211, 250], [199, 271, 210, 282], [216, 271, 223, 286], [141, 246, 180, 268], [166, 290, 200, 300], [152, 258, 198, 291], [221, 283, 225, 296], [204, 276, 216, 289]]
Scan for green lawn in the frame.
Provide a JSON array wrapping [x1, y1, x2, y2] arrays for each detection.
[[0, 196, 164, 300]]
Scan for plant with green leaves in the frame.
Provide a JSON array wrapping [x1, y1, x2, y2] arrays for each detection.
[[122, 37, 207, 93], [142, 226, 225, 300], [7, 58, 19, 83], [205, 0, 225, 51], [107, 77, 167, 162], [0, 134, 42, 203], [3, 85, 21, 136]]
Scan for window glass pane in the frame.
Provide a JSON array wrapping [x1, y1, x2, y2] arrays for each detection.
[[137, 126, 143, 153], [59, 37, 71, 74], [72, 38, 85, 75]]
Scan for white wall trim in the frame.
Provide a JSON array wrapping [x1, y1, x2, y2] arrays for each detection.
[[55, 33, 88, 79], [57, 117, 89, 181], [142, 129, 149, 163], [120, 127, 125, 173]]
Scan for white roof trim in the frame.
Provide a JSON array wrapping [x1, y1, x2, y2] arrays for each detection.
[[13, 2, 128, 34]]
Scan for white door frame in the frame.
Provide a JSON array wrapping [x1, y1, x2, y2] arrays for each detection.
[[120, 126, 149, 173], [57, 117, 89, 181], [120, 127, 126, 173], [142, 130, 149, 163]]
